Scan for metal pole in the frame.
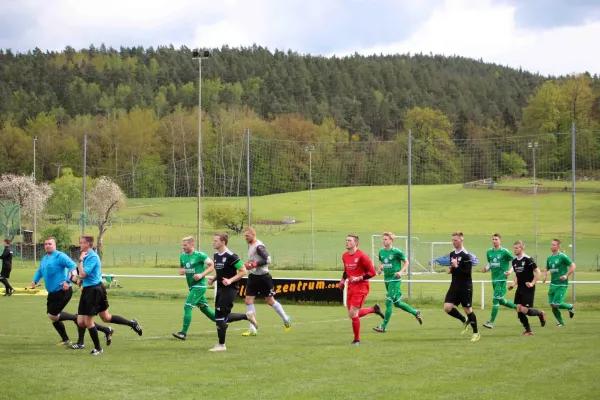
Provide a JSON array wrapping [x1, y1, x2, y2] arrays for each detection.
[[407, 130, 412, 298], [197, 57, 203, 246], [33, 136, 37, 265], [306, 146, 315, 268], [533, 144, 537, 261], [571, 121, 576, 302], [246, 128, 251, 227], [82, 134, 87, 235]]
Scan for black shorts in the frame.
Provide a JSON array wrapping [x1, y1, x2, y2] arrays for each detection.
[[445, 284, 473, 308], [0, 266, 11, 279], [78, 284, 109, 316], [47, 287, 73, 316], [514, 286, 535, 308], [215, 286, 238, 320], [246, 273, 275, 298]]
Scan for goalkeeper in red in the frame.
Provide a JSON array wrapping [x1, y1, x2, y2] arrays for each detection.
[[339, 234, 384, 345], [172, 236, 216, 340], [373, 232, 422, 333]]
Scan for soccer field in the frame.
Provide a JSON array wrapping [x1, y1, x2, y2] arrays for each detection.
[[2, 270, 600, 399]]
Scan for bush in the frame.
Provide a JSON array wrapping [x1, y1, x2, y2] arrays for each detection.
[[41, 225, 73, 251]]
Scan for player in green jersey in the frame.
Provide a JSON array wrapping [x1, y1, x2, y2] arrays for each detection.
[[482, 233, 517, 329], [172, 236, 216, 340], [542, 239, 576, 327], [373, 232, 422, 333]]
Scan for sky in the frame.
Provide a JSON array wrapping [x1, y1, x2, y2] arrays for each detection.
[[1, 0, 599, 76]]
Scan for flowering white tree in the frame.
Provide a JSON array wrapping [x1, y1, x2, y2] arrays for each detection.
[[0, 174, 53, 238], [88, 176, 125, 257]]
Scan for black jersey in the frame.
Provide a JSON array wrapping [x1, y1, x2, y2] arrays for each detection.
[[512, 254, 537, 287], [1, 246, 12, 269], [449, 248, 473, 287], [213, 249, 243, 289]]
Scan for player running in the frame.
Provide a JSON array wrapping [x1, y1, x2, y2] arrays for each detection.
[[443, 231, 480, 342], [339, 234, 384, 345], [482, 233, 517, 329], [543, 239, 576, 327], [373, 232, 422, 333], [172, 236, 216, 341], [507, 240, 546, 335]]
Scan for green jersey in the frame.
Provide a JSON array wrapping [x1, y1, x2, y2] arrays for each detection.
[[546, 252, 573, 286], [378, 247, 406, 282], [486, 247, 514, 281], [180, 250, 210, 289]]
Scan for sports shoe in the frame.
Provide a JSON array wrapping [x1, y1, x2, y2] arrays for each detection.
[[556, 323, 564, 328], [483, 322, 494, 329], [68, 343, 85, 350], [461, 320, 470, 335], [350, 340, 360, 345], [172, 332, 187, 341], [415, 310, 423, 325], [522, 331, 533, 336], [131, 319, 143, 336], [373, 304, 385, 319], [284, 316, 292, 332], [539, 311, 547, 327], [470, 333, 481, 342], [246, 311, 258, 329], [57, 339, 72, 347], [569, 308, 575, 319], [105, 327, 114, 346], [241, 330, 258, 337], [373, 326, 387, 333], [208, 344, 226, 352], [90, 349, 103, 356]]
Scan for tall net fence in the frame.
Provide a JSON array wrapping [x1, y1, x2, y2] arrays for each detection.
[[85, 129, 600, 271]]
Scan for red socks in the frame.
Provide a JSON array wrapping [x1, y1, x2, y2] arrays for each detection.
[[358, 307, 374, 318], [351, 317, 360, 341]]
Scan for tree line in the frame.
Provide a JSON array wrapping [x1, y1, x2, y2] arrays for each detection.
[[0, 46, 599, 196]]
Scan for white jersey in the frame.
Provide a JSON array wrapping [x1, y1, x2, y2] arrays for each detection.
[[248, 240, 270, 275]]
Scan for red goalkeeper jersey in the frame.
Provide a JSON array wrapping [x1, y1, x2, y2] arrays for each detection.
[[342, 249, 376, 294]]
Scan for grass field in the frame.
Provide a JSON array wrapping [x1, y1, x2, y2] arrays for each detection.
[[60, 182, 600, 269], [2, 279, 600, 399]]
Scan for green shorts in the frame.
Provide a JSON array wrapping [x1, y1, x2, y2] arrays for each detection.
[[385, 281, 402, 303], [492, 281, 507, 300], [185, 287, 209, 308], [548, 285, 568, 305]]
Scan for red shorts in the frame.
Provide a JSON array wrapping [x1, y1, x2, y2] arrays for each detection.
[[347, 291, 367, 309]]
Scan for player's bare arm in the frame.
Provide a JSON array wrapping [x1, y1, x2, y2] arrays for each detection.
[[561, 262, 576, 281]]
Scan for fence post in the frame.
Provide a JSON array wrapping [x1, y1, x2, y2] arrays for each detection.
[[481, 281, 485, 310]]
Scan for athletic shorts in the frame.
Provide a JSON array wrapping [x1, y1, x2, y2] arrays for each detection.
[[492, 281, 508, 299], [385, 281, 402, 303], [347, 290, 367, 309], [548, 285, 568, 306], [444, 284, 473, 308], [47, 287, 73, 316], [514, 286, 535, 307], [185, 287, 209, 308], [246, 273, 275, 298], [215, 286, 238, 319], [78, 284, 109, 316]]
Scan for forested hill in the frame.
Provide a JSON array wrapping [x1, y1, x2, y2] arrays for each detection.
[[1, 45, 550, 137]]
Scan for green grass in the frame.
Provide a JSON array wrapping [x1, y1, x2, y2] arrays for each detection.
[[2, 291, 600, 399], [55, 184, 600, 269]]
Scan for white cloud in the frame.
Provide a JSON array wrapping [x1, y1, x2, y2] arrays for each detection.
[[334, 0, 600, 76]]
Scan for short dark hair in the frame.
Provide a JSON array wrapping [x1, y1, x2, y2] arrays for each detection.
[[3, 238, 11, 245], [493, 233, 502, 239], [552, 238, 562, 246], [347, 234, 359, 244], [214, 232, 229, 245]]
